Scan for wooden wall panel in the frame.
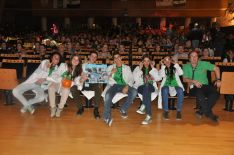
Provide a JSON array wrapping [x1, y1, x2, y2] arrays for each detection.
[[32, 0, 228, 17]]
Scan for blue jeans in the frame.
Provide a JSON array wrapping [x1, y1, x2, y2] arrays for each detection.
[[138, 84, 155, 116], [162, 86, 184, 112], [103, 84, 137, 120]]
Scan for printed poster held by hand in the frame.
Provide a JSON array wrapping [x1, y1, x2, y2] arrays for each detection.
[[85, 64, 108, 84]]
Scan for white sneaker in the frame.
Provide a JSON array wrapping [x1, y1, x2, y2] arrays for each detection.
[[20, 106, 28, 113], [28, 105, 35, 115], [55, 108, 63, 117], [141, 115, 152, 125], [136, 104, 146, 115], [50, 107, 57, 118], [104, 118, 113, 127]]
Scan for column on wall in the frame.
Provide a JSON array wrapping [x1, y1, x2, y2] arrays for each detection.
[[136, 17, 142, 26], [160, 17, 166, 30], [63, 0, 68, 8], [88, 17, 94, 28], [112, 17, 117, 26], [64, 17, 71, 29], [185, 17, 191, 28], [41, 16, 47, 31], [53, 0, 57, 8], [211, 17, 217, 25]]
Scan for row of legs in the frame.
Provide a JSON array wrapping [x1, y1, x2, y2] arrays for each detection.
[[9, 83, 233, 125]]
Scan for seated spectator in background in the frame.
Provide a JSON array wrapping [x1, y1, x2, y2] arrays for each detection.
[[99, 44, 111, 59], [15, 43, 26, 56], [33, 42, 41, 54], [222, 50, 234, 112], [137, 39, 144, 48], [133, 54, 161, 125], [102, 52, 138, 126], [66, 42, 76, 54], [174, 45, 188, 60], [39, 44, 47, 60], [58, 44, 67, 62], [13, 52, 61, 114], [165, 38, 173, 48], [75, 42, 81, 52], [201, 48, 210, 59], [158, 56, 184, 120], [0, 42, 11, 54], [155, 44, 162, 52], [145, 38, 153, 48], [119, 44, 125, 53], [223, 50, 234, 63], [183, 51, 221, 122], [184, 40, 192, 52]]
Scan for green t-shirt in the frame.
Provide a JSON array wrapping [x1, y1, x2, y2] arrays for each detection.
[[164, 75, 178, 87], [113, 66, 126, 85], [183, 61, 214, 85], [48, 66, 55, 76], [144, 68, 153, 85]]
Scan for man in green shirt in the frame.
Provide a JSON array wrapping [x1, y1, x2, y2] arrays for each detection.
[[103, 52, 137, 126], [183, 51, 221, 122]]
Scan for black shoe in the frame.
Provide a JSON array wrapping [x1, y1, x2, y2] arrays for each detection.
[[163, 111, 169, 120], [223, 101, 228, 111], [76, 107, 84, 116], [227, 101, 234, 112], [195, 110, 203, 119], [119, 109, 128, 119], [176, 111, 182, 120], [206, 113, 219, 123], [93, 108, 100, 119], [111, 102, 120, 109]]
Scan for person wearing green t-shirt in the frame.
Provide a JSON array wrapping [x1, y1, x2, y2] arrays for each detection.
[[133, 55, 161, 125], [222, 50, 234, 112], [103, 52, 137, 126], [183, 51, 221, 122], [159, 56, 184, 120]]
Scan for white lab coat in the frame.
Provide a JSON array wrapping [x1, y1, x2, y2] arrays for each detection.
[[48, 62, 83, 91], [24, 59, 53, 84], [158, 63, 184, 109], [102, 64, 134, 97], [133, 66, 161, 92]]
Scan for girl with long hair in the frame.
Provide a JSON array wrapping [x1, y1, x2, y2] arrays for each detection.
[[133, 54, 161, 125], [48, 54, 85, 117], [158, 56, 184, 120]]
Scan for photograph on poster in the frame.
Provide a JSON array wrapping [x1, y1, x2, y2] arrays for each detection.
[[85, 64, 108, 83]]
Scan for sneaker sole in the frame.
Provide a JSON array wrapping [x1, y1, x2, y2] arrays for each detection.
[[30, 109, 35, 115], [20, 109, 27, 113], [136, 110, 145, 115], [108, 119, 113, 127], [95, 116, 100, 119], [141, 120, 152, 125], [121, 116, 128, 119]]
